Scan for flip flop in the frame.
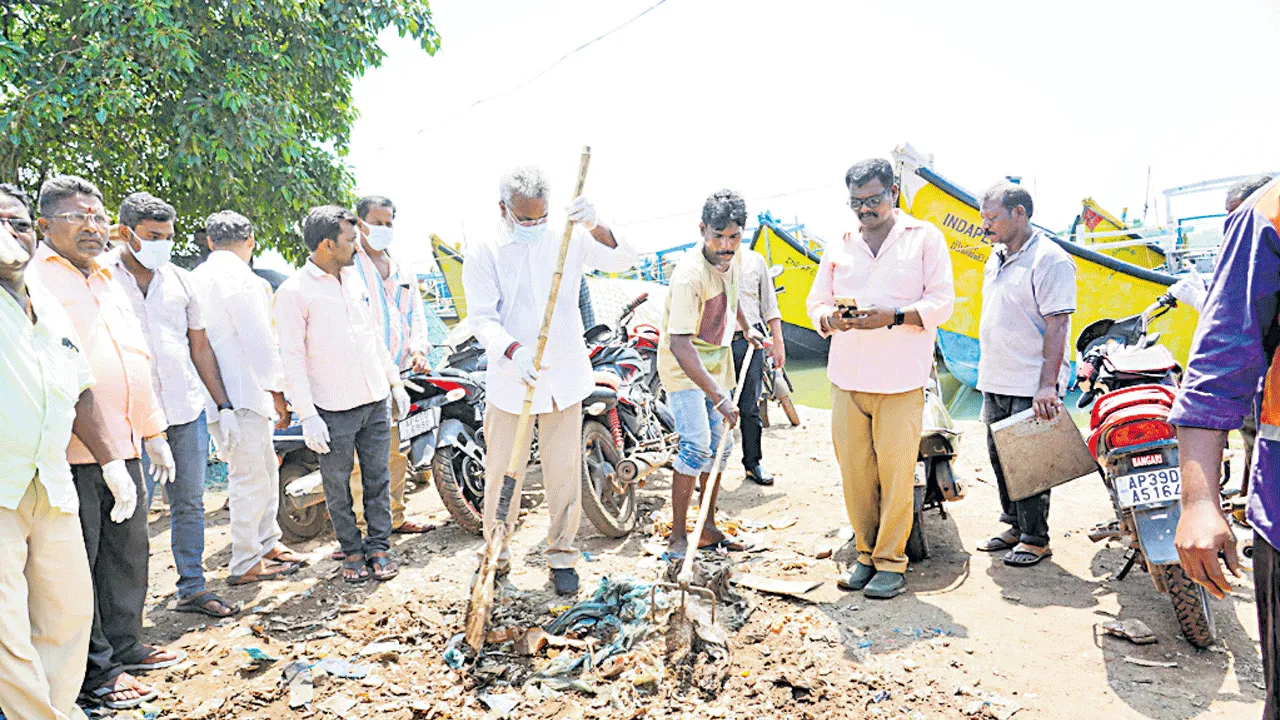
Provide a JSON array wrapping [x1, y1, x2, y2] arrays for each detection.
[[1003, 543, 1052, 567], [176, 590, 239, 618], [343, 554, 371, 584], [228, 559, 300, 586], [367, 551, 399, 582], [698, 537, 753, 552], [392, 520, 435, 534], [119, 647, 187, 673], [88, 674, 157, 710], [265, 546, 307, 565], [977, 529, 1021, 553]]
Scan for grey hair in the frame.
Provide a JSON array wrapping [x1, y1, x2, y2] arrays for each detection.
[[205, 210, 254, 247], [357, 194, 396, 220], [499, 166, 550, 204], [980, 181, 1034, 218], [118, 191, 176, 229]]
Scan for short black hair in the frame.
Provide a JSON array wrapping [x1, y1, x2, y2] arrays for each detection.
[[38, 175, 103, 218], [302, 205, 357, 252], [0, 183, 33, 215], [118, 191, 176, 229], [980, 181, 1034, 219], [1226, 175, 1273, 212], [701, 189, 747, 231], [845, 158, 895, 190], [205, 210, 254, 247], [356, 195, 396, 221]]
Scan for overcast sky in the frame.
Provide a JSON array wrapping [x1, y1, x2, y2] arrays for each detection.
[[325, 0, 1280, 273]]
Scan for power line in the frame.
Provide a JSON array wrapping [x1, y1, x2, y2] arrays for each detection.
[[469, 0, 671, 110]]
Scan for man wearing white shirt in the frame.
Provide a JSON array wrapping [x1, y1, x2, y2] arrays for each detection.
[[194, 211, 302, 585], [107, 193, 240, 618], [462, 165, 637, 595]]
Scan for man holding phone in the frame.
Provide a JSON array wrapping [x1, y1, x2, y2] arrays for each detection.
[[806, 159, 954, 599]]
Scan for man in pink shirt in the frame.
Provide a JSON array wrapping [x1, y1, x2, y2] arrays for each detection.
[[275, 206, 411, 585], [806, 158, 954, 599]]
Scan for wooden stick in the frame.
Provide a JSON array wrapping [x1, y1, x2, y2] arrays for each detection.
[[465, 146, 592, 651], [677, 342, 757, 588]]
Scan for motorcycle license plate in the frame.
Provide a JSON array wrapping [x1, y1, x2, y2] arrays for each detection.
[[1115, 467, 1181, 509], [399, 407, 440, 440]]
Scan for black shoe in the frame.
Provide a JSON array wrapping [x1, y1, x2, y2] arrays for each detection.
[[552, 568, 579, 595], [745, 464, 774, 486]]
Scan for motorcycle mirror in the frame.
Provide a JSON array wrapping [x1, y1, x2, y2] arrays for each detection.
[[768, 264, 784, 279]]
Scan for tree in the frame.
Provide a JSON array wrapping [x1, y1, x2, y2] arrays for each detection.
[[0, 1, 439, 262]]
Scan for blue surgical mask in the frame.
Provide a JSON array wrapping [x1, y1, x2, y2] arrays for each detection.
[[506, 209, 547, 245]]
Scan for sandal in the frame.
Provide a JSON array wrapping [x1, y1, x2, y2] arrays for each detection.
[[331, 549, 347, 561], [392, 519, 435, 534], [176, 590, 240, 618], [977, 529, 1021, 553], [119, 646, 187, 673], [698, 536, 753, 552], [88, 673, 157, 710], [367, 551, 399, 582], [1003, 543, 1052, 567], [265, 546, 307, 565], [228, 558, 300, 586], [343, 553, 371, 584]]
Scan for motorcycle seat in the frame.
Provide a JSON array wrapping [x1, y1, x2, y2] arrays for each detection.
[[1102, 346, 1177, 375], [594, 370, 621, 390], [1089, 384, 1175, 430], [1087, 402, 1172, 457]]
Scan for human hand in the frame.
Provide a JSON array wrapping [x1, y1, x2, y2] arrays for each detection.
[[567, 196, 598, 230], [216, 408, 241, 454], [512, 346, 550, 387], [849, 304, 894, 330], [769, 340, 786, 370], [714, 394, 740, 428], [101, 459, 138, 523], [1175, 499, 1242, 599], [826, 310, 857, 333], [144, 435, 176, 485], [1032, 385, 1062, 421], [301, 414, 331, 454], [410, 351, 432, 374], [391, 383, 412, 422], [744, 328, 767, 350], [272, 392, 291, 431]]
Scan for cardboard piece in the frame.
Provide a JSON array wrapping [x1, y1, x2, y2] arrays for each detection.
[[990, 408, 1098, 501]]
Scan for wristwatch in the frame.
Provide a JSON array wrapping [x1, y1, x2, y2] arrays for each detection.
[[890, 308, 905, 328]]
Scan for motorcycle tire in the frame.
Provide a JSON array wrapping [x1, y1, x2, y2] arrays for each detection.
[[277, 463, 329, 542], [432, 446, 485, 536], [580, 419, 636, 538], [905, 483, 929, 562], [780, 395, 801, 427], [1157, 563, 1216, 648]]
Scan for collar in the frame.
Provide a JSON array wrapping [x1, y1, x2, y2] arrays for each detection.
[[301, 259, 330, 278], [848, 209, 921, 255], [34, 242, 112, 281], [996, 229, 1042, 265], [356, 243, 401, 278]]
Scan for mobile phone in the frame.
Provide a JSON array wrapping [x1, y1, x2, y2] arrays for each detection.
[[834, 295, 858, 318]]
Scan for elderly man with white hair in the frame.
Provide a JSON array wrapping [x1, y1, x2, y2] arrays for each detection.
[[462, 166, 637, 595]]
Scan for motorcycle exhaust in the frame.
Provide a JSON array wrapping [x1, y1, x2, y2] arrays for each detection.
[[284, 471, 327, 511], [618, 450, 669, 485]]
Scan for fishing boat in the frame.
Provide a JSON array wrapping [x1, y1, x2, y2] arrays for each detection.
[[892, 144, 1199, 388], [1069, 198, 1166, 270], [749, 215, 829, 359], [430, 233, 468, 323]]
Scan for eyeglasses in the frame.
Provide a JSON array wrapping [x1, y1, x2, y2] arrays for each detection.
[[0, 216, 33, 233], [847, 191, 889, 211], [46, 211, 109, 227]]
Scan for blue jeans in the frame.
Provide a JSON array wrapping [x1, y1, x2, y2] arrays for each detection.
[[143, 413, 210, 599], [668, 388, 733, 476]]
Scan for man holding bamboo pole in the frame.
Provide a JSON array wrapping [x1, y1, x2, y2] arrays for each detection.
[[463, 165, 637, 595]]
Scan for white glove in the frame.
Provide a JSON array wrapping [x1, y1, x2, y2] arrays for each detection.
[[301, 414, 331, 454], [101, 460, 138, 523], [391, 384, 412, 422], [144, 435, 176, 486], [0, 221, 29, 265], [567, 196, 597, 230], [216, 408, 241, 454], [511, 346, 550, 387], [1169, 272, 1208, 313]]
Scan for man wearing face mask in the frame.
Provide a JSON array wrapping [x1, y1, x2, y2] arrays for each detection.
[[806, 159, 954, 599], [29, 176, 184, 709], [336, 195, 444, 547], [276, 205, 410, 584], [106, 192, 242, 618], [462, 166, 637, 595]]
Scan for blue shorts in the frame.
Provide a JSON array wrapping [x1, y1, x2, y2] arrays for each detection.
[[668, 387, 734, 476]]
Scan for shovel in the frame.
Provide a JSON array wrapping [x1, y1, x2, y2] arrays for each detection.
[[464, 146, 592, 653], [653, 340, 759, 638]]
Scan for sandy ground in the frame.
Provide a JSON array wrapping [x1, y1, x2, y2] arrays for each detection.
[[128, 404, 1266, 719]]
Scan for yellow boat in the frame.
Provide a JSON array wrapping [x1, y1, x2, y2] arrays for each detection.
[[749, 220, 830, 358], [1069, 198, 1166, 270], [430, 233, 468, 323]]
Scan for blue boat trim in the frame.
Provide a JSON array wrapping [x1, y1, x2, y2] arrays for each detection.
[[751, 216, 822, 264], [937, 329, 980, 389]]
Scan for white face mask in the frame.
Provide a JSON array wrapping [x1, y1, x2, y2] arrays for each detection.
[[366, 225, 394, 251], [128, 233, 174, 270], [505, 209, 547, 245]]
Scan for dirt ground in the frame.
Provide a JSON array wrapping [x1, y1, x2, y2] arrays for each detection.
[[127, 404, 1266, 720]]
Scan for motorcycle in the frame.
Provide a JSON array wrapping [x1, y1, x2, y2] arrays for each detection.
[[905, 364, 964, 561], [427, 344, 491, 536], [1076, 292, 1215, 648]]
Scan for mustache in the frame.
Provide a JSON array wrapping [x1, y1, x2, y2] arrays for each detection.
[[983, 229, 996, 237], [716, 250, 735, 257]]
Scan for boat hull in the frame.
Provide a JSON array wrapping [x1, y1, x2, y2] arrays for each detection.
[[750, 222, 830, 360], [430, 233, 468, 323]]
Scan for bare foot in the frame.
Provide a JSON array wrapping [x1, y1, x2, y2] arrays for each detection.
[[698, 525, 727, 549], [667, 533, 689, 557]]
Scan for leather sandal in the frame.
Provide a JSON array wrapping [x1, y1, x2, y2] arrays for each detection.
[[229, 558, 300, 586], [1003, 543, 1052, 567], [977, 529, 1021, 553], [367, 551, 399, 582]]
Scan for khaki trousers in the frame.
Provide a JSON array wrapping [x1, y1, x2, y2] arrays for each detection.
[[350, 423, 409, 530], [220, 411, 284, 577], [482, 402, 583, 569], [0, 480, 92, 720], [830, 385, 924, 573]]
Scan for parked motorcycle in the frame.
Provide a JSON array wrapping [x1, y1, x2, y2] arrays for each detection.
[[1076, 292, 1215, 648], [905, 365, 964, 561]]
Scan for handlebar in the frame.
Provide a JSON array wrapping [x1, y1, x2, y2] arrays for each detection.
[[624, 292, 650, 314]]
